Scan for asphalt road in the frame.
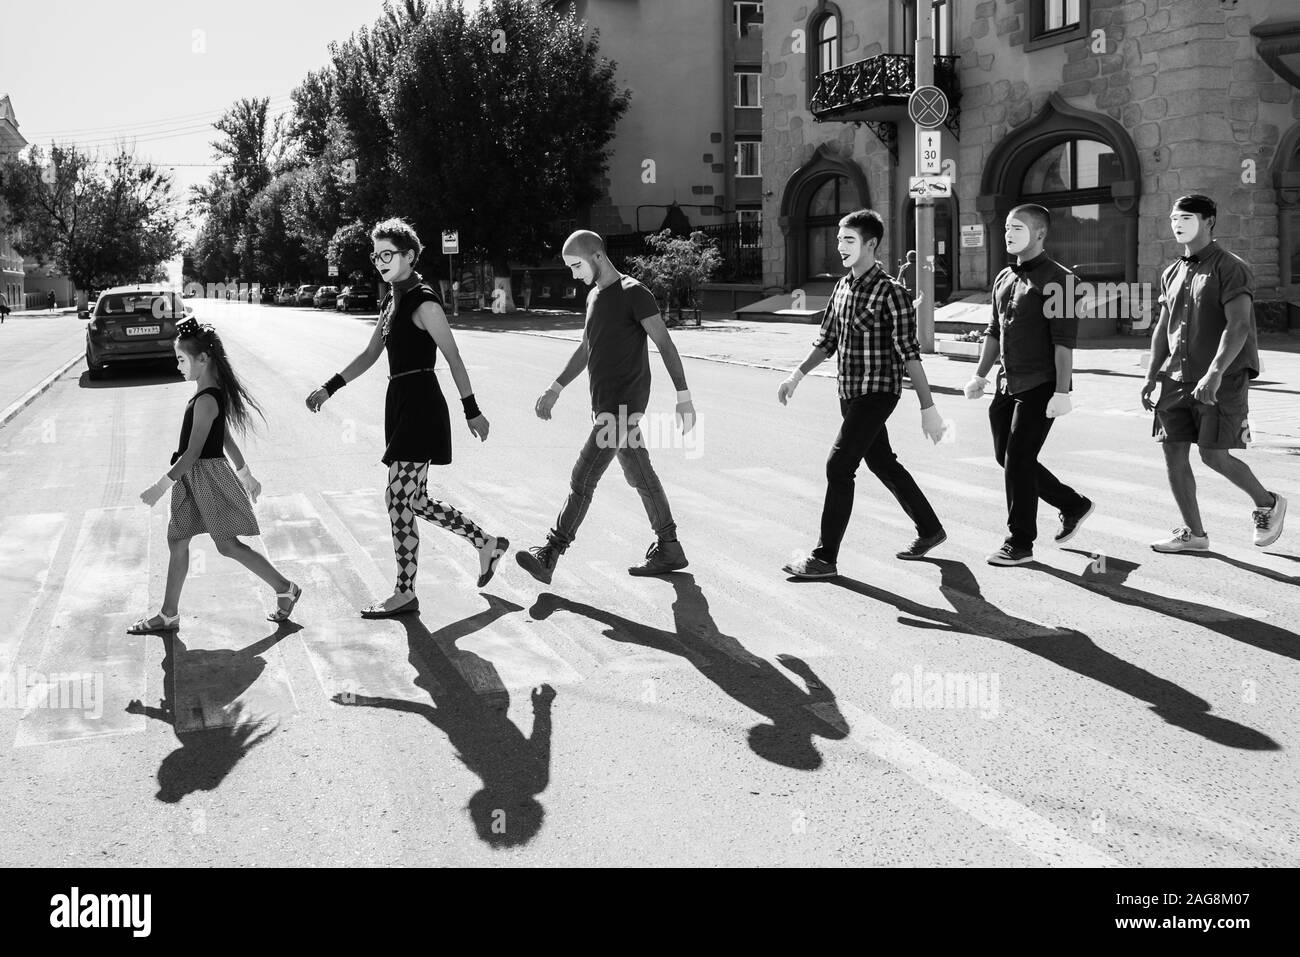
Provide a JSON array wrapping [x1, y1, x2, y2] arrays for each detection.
[[1, 298, 1297, 866]]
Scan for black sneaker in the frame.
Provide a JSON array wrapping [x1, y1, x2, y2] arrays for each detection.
[[628, 539, 689, 576], [516, 543, 560, 585], [986, 543, 1034, 566], [1054, 498, 1095, 545], [897, 529, 947, 560], [781, 554, 838, 578]]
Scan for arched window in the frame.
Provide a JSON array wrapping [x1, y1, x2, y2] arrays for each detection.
[[806, 175, 852, 279], [1018, 138, 1126, 282], [817, 15, 840, 75]]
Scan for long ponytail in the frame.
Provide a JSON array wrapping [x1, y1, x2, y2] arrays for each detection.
[[175, 321, 266, 436]]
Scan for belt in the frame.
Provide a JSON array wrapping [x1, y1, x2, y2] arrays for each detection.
[[389, 367, 436, 380]]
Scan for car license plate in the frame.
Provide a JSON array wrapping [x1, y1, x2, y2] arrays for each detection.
[[126, 325, 161, 336]]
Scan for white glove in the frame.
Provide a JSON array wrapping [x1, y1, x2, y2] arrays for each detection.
[[963, 375, 988, 400], [777, 370, 804, 405], [921, 404, 947, 444], [1045, 393, 1072, 418], [236, 465, 262, 504], [140, 476, 174, 507]]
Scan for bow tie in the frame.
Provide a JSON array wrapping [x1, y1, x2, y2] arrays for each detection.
[[1010, 263, 1028, 277], [1179, 254, 1199, 265]]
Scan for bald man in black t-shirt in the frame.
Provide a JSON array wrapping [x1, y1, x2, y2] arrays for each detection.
[[517, 230, 698, 584]]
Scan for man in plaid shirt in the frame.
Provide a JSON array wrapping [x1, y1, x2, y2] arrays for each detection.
[[776, 209, 948, 579]]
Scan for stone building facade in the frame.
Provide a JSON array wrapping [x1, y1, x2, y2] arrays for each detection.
[[761, 0, 1300, 328]]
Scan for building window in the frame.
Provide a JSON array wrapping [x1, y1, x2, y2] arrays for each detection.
[[806, 175, 853, 278], [735, 71, 761, 108], [1019, 138, 1125, 281], [817, 14, 840, 75], [933, 1, 952, 57], [738, 208, 762, 247], [735, 2, 763, 38], [1027, 0, 1088, 51], [736, 140, 761, 178]]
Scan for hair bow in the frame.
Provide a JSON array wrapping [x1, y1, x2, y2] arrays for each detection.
[[175, 316, 214, 339]]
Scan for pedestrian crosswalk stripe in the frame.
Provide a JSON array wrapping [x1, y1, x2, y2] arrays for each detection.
[[15, 507, 151, 746], [838, 703, 1120, 867], [0, 513, 66, 675]]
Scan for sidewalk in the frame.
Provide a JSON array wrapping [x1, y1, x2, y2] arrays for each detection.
[[454, 310, 1300, 443], [0, 312, 86, 427]]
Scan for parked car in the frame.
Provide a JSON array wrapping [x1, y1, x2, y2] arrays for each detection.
[[336, 285, 377, 312], [84, 285, 192, 380], [276, 286, 298, 305], [296, 285, 319, 306], [314, 286, 340, 309]]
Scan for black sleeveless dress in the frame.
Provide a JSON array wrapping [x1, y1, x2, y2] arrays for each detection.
[[381, 283, 452, 466]]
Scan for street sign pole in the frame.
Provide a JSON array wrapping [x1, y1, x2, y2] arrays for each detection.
[[915, 7, 935, 354]]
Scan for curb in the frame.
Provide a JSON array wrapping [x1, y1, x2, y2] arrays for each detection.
[[0, 352, 85, 430]]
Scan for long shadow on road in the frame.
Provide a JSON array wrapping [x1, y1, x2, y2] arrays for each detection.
[[814, 558, 1277, 751], [528, 572, 849, 770], [128, 622, 299, 803], [331, 594, 554, 849]]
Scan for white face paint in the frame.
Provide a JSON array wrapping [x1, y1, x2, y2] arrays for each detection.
[[836, 228, 870, 271], [1004, 217, 1032, 256], [174, 344, 193, 380], [373, 241, 411, 284], [564, 255, 595, 285], [1169, 211, 1200, 245]]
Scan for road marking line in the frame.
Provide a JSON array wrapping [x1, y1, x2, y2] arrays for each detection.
[[837, 703, 1121, 867], [0, 514, 67, 674], [15, 507, 150, 746]]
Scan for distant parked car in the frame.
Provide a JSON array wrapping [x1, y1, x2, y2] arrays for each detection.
[[296, 285, 319, 306], [276, 286, 298, 305], [336, 285, 377, 312], [314, 286, 340, 309], [84, 284, 192, 380]]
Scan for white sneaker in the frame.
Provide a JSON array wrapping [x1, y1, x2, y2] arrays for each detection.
[[1253, 493, 1287, 547], [1151, 526, 1209, 553]]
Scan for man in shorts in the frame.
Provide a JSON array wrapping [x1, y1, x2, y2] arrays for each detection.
[[1142, 194, 1286, 551]]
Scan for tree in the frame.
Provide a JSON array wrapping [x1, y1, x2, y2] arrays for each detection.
[[0, 144, 184, 301], [387, 0, 630, 309], [328, 220, 377, 286], [626, 230, 722, 323]]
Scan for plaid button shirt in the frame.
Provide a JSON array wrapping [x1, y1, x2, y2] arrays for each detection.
[[813, 262, 921, 398]]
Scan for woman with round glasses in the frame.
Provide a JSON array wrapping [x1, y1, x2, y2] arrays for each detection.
[[305, 217, 509, 618]]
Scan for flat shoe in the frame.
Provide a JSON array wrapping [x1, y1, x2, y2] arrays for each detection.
[[267, 581, 303, 622], [478, 536, 509, 588], [127, 612, 179, 635], [360, 596, 420, 619]]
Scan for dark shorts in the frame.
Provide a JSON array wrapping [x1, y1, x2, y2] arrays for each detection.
[[1153, 370, 1251, 449]]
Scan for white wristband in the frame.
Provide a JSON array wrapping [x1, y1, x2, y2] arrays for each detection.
[[156, 475, 175, 490], [237, 465, 252, 481], [788, 369, 805, 383], [548, 380, 564, 394], [676, 389, 692, 403]]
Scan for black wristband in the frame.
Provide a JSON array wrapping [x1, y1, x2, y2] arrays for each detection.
[[461, 394, 481, 420], [323, 373, 347, 396]]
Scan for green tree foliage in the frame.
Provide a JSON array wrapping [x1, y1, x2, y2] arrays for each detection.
[[0, 145, 183, 293], [626, 230, 722, 320]]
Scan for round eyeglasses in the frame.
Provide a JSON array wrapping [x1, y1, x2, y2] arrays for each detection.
[[369, 249, 409, 265]]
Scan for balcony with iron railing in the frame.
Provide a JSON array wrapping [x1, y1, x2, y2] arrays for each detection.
[[810, 53, 961, 133]]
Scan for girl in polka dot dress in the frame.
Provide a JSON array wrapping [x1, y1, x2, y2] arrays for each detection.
[[129, 318, 302, 634]]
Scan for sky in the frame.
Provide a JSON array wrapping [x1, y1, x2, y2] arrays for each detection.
[[4, 0, 488, 259]]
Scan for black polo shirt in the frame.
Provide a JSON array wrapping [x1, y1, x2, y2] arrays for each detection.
[[1157, 241, 1257, 382], [984, 252, 1078, 395]]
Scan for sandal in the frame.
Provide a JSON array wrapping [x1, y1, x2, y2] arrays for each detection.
[[127, 612, 179, 635], [477, 536, 510, 588], [268, 582, 302, 622], [360, 595, 420, 619]]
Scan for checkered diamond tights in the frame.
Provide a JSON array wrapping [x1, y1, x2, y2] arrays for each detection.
[[387, 460, 490, 594]]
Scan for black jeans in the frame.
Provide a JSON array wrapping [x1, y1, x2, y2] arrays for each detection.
[[988, 381, 1088, 549], [812, 392, 943, 564]]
